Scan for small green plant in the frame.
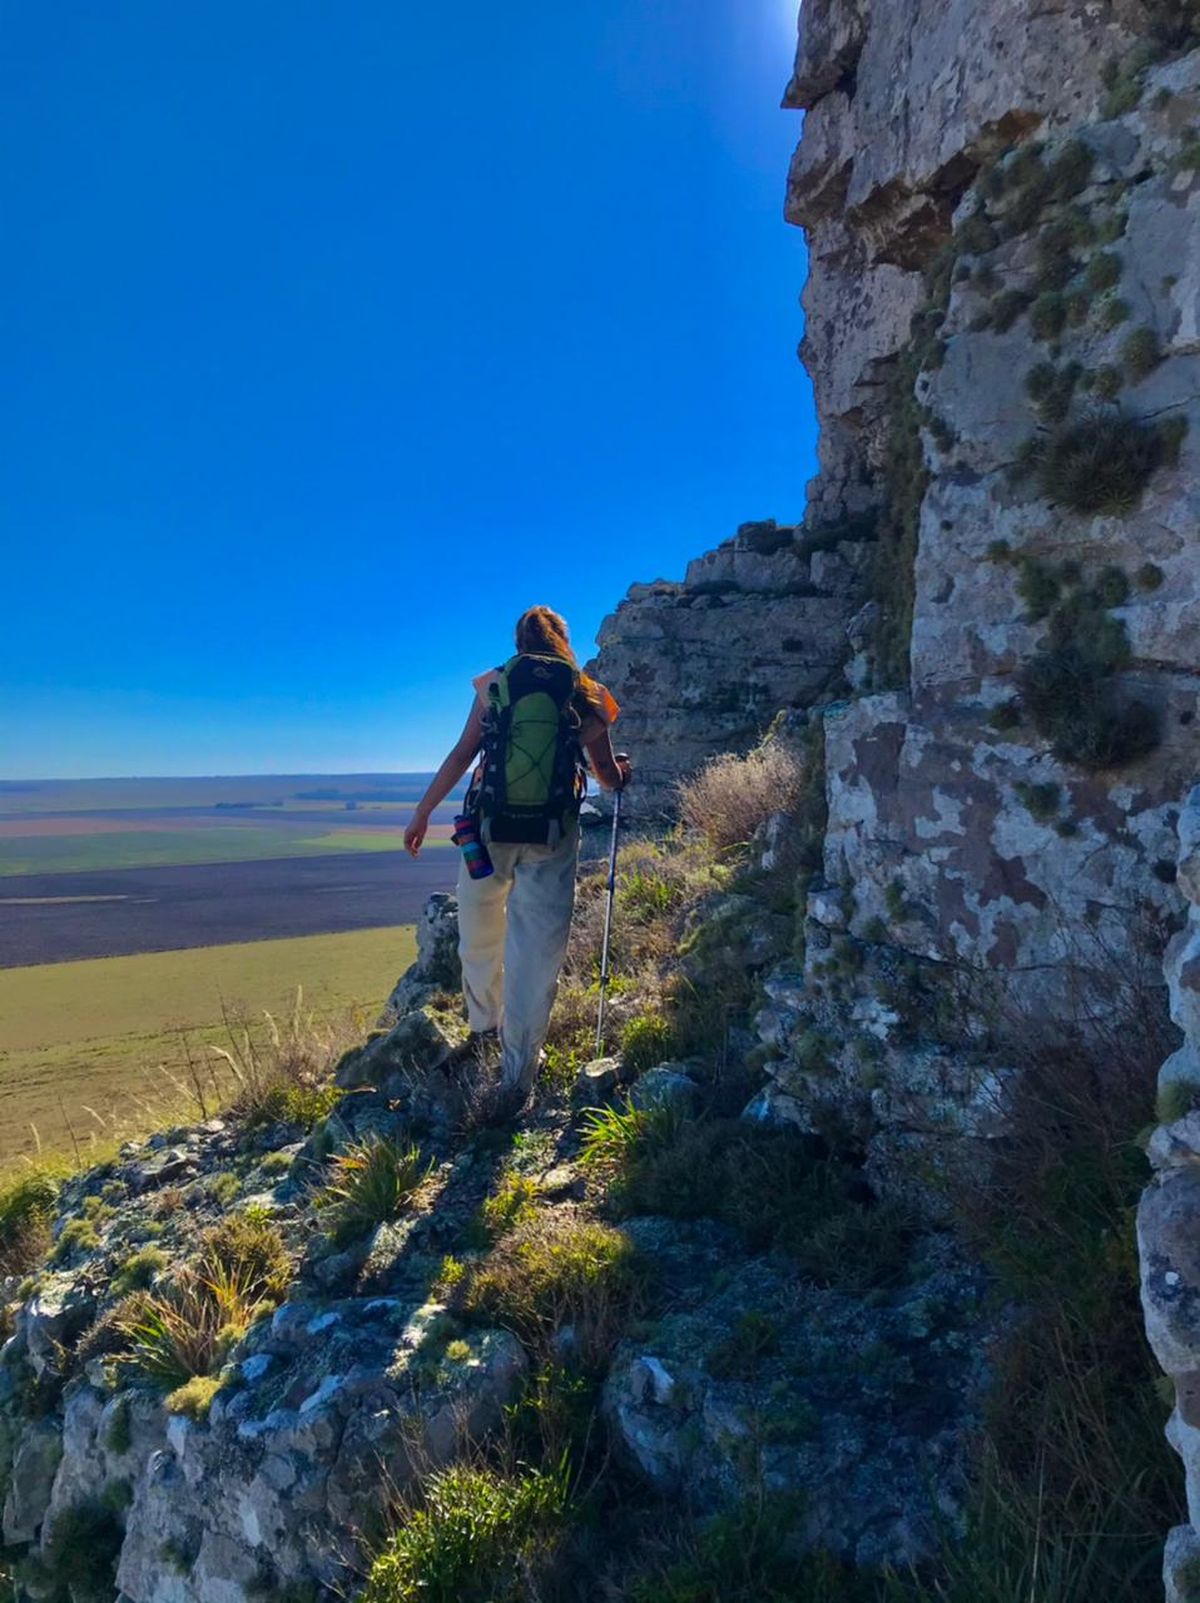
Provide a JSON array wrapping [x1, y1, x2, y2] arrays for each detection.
[[104, 1393, 133, 1455], [957, 209, 999, 255], [207, 1171, 242, 1206], [1015, 781, 1062, 822], [165, 1373, 222, 1421], [619, 867, 681, 922], [620, 1013, 676, 1075], [1099, 296, 1131, 331], [51, 1216, 101, 1265], [361, 1461, 571, 1603], [1158, 1080, 1200, 1125], [467, 1172, 541, 1248], [202, 1210, 294, 1302], [317, 1134, 432, 1246], [1136, 562, 1164, 591], [1093, 365, 1123, 402], [1122, 326, 1162, 381], [707, 1311, 780, 1380], [117, 1267, 266, 1390], [988, 701, 1022, 732], [113, 1245, 170, 1294]]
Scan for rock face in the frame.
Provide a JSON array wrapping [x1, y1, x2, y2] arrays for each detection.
[[1140, 788, 1200, 1603], [590, 519, 866, 816]]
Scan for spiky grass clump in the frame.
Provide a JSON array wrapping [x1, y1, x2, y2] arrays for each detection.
[[317, 1133, 432, 1246], [1122, 326, 1162, 382], [1027, 410, 1169, 515]]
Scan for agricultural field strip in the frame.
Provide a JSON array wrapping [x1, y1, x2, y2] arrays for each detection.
[[0, 925, 417, 1164]]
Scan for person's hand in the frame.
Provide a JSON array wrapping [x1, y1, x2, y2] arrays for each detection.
[[404, 807, 430, 857], [615, 753, 633, 790]]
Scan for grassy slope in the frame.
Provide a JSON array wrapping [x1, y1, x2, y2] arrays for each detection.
[[0, 925, 416, 1164], [0, 827, 452, 877]]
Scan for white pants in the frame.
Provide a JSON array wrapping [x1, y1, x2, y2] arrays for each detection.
[[456, 826, 579, 1092]]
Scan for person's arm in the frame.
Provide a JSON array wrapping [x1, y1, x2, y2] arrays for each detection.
[[584, 727, 632, 791], [404, 703, 485, 857]]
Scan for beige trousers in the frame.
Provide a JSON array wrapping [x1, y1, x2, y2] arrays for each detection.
[[456, 826, 580, 1092]]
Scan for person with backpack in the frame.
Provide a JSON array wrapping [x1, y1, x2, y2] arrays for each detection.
[[404, 605, 631, 1110]]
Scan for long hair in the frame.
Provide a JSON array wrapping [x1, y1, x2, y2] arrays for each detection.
[[515, 606, 604, 716]]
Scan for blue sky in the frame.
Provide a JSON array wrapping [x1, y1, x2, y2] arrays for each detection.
[[1, 1, 814, 778]]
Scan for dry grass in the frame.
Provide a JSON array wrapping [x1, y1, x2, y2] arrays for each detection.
[[677, 741, 805, 853], [209, 988, 359, 1127]]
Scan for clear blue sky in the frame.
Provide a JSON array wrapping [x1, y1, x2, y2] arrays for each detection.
[[1, 1, 814, 778]]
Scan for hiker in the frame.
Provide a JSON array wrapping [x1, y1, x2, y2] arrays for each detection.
[[404, 605, 631, 1108]]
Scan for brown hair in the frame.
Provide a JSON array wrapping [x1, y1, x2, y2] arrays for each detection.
[[515, 606, 604, 716]]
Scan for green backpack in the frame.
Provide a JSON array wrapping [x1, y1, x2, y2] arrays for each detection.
[[474, 653, 586, 845]]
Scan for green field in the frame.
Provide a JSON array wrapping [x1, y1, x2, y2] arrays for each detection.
[[0, 827, 452, 877], [0, 925, 416, 1165]]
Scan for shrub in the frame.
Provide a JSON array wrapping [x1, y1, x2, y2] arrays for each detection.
[[1028, 410, 1170, 515], [1086, 251, 1122, 293], [316, 1134, 432, 1246], [990, 289, 1033, 333], [1122, 326, 1162, 381], [677, 740, 806, 853], [1030, 292, 1067, 341], [0, 1165, 63, 1277], [1093, 365, 1123, 402], [362, 1461, 570, 1603], [463, 1213, 638, 1370]]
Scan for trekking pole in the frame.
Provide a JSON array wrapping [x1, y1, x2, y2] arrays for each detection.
[[595, 783, 623, 1056]]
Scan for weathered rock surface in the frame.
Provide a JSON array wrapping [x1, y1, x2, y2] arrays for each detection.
[[605, 1219, 990, 1569], [590, 520, 866, 816], [1141, 788, 1200, 1599]]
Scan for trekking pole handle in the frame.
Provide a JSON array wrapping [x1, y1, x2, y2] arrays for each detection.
[[596, 785, 622, 1056]]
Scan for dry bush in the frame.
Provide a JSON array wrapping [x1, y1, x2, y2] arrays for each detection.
[[677, 740, 805, 853]]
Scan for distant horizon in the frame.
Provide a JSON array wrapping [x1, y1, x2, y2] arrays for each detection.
[[0, 769, 441, 785]]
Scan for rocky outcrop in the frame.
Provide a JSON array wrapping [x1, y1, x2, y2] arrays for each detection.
[[1141, 788, 1200, 1603], [590, 519, 866, 816]]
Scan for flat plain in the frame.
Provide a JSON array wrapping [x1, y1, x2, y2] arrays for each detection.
[[0, 925, 417, 1164]]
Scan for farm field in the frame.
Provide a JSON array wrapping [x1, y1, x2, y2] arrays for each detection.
[[0, 925, 417, 1165], [0, 851, 458, 966], [0, 822, 453, 877]]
